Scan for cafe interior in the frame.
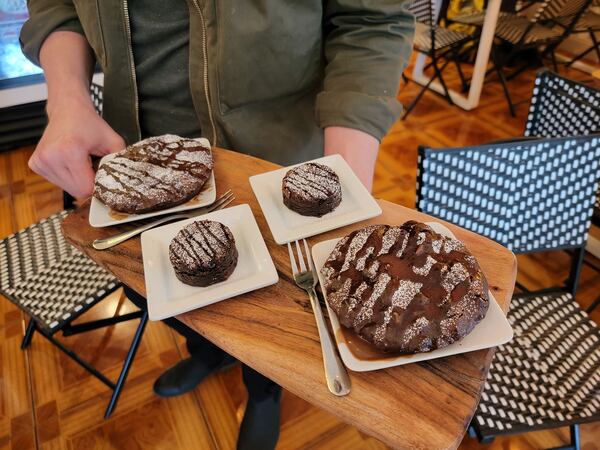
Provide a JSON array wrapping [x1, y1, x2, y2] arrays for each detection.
[[1, 0, 599, 449]]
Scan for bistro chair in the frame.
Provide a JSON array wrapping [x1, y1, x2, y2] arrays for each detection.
[[525, 69, 600, 313], [402, 0, 472, 118], [551, 0, 600, 69], [416, 135, 600, 449], [0, 83, 148, 418], [453, 0, 590, 116]]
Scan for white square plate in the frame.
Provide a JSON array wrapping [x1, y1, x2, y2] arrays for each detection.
[[89, 138, 216, 227], [312, 221, 514, 372], [249, 154, 382, 244], [141, 204, 279, 321]]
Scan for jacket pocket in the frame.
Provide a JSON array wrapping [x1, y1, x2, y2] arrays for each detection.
[[215, 0, 322, 113], [72, 0, 107, 68]]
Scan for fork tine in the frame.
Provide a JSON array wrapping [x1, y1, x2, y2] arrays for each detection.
[[208, 195, 235, 213], [295, 240, 307, 272], [287, 242, 298, 275], [303, 239, 313, 272], [206, 192, 234, 212]]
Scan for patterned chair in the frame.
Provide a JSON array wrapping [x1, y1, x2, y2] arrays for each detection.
[[417, 134, 600, 449], [0, 83, 147, 418], [402, 0, 472, 118], [453, 0, 591, 116], [525, 69, 600, 313]]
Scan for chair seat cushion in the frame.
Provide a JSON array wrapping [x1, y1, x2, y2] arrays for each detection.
[[414, 22, 470, 52], [0, 211, 120, 332], [473, 291, 600, 437]]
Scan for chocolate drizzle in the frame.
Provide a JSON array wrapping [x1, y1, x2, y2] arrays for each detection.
[[282, 162, 342, 217], [322, 221, 489, 354], [94, 134, 213, 214]]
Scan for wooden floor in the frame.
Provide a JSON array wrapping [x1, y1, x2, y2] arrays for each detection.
[[1, 63, 600, 450]]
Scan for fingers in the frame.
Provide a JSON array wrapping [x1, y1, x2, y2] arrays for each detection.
[[29, 139, 95, 199], [92, 129, 126, 156]]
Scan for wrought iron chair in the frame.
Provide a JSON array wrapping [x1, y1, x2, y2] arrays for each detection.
[[416, 134, 600, 449], [453, 0, 590, 116], [0, 83, 147, 418], [402, 0, 472, 118]]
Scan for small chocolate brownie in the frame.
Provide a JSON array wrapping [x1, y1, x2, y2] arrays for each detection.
[[282, 162, 342, 217], [169, 220, 238, 287], [94, 134, 213, 214], [321, 221, 489, 354]]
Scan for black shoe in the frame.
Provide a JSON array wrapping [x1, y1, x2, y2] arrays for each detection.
[[237, 387, 282, 450], [154, 354, 237, 397]]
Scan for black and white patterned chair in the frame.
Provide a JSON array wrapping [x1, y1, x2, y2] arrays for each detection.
[[453, 0, 591, 116], [525, 69, 600, 139], [417, 134, 600, 449], [0, 82, 148, 419], [402, 0, 472, 118], [524, 70, 600, 313]]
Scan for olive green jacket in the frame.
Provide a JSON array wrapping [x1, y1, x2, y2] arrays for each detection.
[[21, 0, 415, 165]]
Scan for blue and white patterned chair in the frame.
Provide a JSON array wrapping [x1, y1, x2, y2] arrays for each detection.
[[417, 134, 600, 449]]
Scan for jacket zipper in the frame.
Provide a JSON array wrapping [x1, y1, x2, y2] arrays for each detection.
[[190, 0, 217, 146], [122, 0, 142, 141]]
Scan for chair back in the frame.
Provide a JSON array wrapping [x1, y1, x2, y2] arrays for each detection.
[[525, 70, 600, 138], [416, 135, 600, 254], [540, 0, 592, 21], [407, 0, 438, 26]]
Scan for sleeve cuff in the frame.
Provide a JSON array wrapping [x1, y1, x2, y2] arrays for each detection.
[[20, 11, 84, 66], [315, 90, 402, 142]]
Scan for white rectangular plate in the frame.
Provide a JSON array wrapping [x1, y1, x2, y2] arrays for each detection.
[[89, 138, 216, 227], [141, 204, 279, 321], [311, 221, 514, 372], [249, 154, 382, 244]]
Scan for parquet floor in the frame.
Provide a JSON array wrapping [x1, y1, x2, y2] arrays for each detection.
[[1, 63, 600, 450]]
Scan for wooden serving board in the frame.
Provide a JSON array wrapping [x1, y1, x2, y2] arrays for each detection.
[[61, 147, 516, 450]]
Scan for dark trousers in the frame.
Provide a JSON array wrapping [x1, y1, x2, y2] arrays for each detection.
[[124, 286, 280, 401]]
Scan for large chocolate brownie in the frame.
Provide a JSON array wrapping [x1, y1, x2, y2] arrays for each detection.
[[94, 134, 213, 214], [321, 221, 489, 354]]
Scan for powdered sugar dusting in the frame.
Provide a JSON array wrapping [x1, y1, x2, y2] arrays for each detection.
[[402, 317, 429, 346], [378, 226, 403, 256], [341, 226, 376, 272], [412, 255, 438, 276], [442, 263, 469, 292], [354, 272, 391, 326], [355, 246, 374, 271], [391, 280, 423, 309]]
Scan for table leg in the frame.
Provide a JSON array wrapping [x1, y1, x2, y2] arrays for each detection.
[[411, 0, 502, 111]]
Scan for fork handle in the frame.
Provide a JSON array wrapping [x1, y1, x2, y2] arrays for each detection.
[[307, 287, 351, 396], [92, 214, 186, 250]]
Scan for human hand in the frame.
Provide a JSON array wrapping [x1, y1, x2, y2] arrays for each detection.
[[29, 95, 125, 199], [324, 126, 379, 192]]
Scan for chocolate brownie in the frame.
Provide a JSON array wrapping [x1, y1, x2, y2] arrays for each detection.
[[94, 134, 213, 214], [321, 221, 489, 354], [169, 220, 238, 287], [282, 162, 342, 217]]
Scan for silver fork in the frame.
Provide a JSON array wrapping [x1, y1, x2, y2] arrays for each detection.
[[92, 190, 235, 250], [288, 239, 351, 396]]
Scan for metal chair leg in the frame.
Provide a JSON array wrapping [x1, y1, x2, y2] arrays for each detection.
[[402, 72, 439, 119], [548, 424, 580, 450], [104, 310, 148, 418], [21, 318, 36, 349], [587, 293, 600, 313], [491, 48, 516, 117]]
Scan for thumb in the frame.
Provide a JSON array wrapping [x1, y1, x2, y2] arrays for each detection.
[[92, 130, 126, 157]]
